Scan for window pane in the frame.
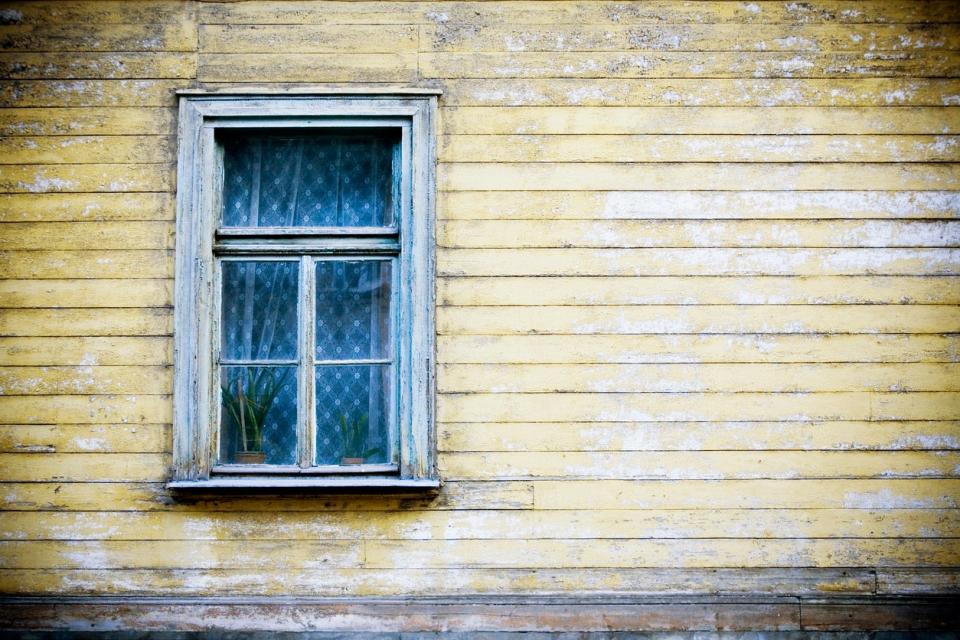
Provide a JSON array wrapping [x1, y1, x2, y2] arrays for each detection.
[[221, 130, 400, 228], [315, 364, 390, 465], [315, 261, 391, 360], [219, 366, 297, 465], [221, 261, 298, 361]]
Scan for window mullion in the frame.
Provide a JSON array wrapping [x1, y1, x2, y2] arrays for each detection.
[[297, 255, 315, 468]]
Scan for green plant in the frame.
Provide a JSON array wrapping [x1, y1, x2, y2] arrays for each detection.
[[339, 413, 382, 460], [221, 368, 291, 453]]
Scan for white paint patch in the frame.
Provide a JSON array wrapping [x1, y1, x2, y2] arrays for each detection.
[[21, 176, 75, 193], [74, 438, 108, 451], [743, 3, 760, 13]]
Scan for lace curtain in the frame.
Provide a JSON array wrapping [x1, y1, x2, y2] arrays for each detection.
[[219, 131, 397, 465]]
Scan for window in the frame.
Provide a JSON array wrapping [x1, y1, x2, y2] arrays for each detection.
[[169, 92, 438, 489]]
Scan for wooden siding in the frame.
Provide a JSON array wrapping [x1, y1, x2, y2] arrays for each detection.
[[0, 0, 959, 619]]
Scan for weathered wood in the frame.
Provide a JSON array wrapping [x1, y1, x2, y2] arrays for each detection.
[[0, 308, 172, 336], [0, 480, 535, 512], [198, 53, 418, 83], [0, 22, 197, 52], [0, 53, 197, 79], [421, 51, 960, 79], [0, 192, 175, 222], [0, 423, 169, 453], [0, 222, 174, 250], [0, 165, 174, 194], [534, 479, 960, 510], [365, 538, 960, 569], [0, 337, 171, 366], [440, 134, 960, 163], [439, 162, 960, 191], [421, 23, 960, 53], [197, 1, 960, 25], [438, 334, 960, 364], [439, 220, 960, 248], [200, 24, 418, 53], [439, 420, 960, 452], [438, 276, 960, 305], [0, 567, 881, 596], [438, 391, 960, 423], [0, 365, 171, 395], [440, 190, 960, 220], [438, 449, 960, 480], [438, 248, 960, 276], [0, 136, 176, 165], [439, 78, 960, 106], [0, 250, 173, 279], [442, 107, 960, 134], [5, 508, 956, 541], [0, 279, 172, 308], [0, 108, 175, 136], [0, 80, 184, 108], [0, 395, 171, 425], [1, 540, 362, 570], [436, 305, 960, 335]]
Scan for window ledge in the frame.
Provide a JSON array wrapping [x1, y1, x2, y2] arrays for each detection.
[[166, 477, 440, 492]]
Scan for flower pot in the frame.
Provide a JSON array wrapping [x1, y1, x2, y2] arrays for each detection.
[[234, 451, 266, 465], [340, 457, 365, 465]]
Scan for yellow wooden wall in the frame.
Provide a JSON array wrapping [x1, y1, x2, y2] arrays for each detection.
[[1, 0, 959, 598]]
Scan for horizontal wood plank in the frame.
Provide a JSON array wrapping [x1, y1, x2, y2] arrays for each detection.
[[4, 508, 956, 541], [0, 193, 175, 222], [439, 162, 960, 191], [0, 423, 168, 453], [0, 308, 171, 337], [439, 78, 960, 106], [0, 135, 176, 165], [438, 449, 960, 479], [436, 304, 960, 335], [440, 191, 960, 220], [0, 279, 172, 308], [439, 220, 960, 248], [438, 334, 960, 364], [421, 23, 960, 53], [0, 52, 197, 79], [440, 134, 960, 163], [0, 165, 173, 194], [439, 420, 960, 451], [0, 251, 173, 279], [421, 51, 960, 79], [437, 391, 960, 423], [0, 365, 171, 395], [0, 337, 171, 366], [534, 479, 960, 510], [438, 363, 960, 393], [442, 107, 960, 134], [438, 248, 960, 276], [438, 276, 960, 305]]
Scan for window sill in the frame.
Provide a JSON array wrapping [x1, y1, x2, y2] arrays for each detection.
[[166, 477, 440, 492]]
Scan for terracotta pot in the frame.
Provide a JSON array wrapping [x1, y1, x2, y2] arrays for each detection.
[[234, 451, 266, 465], [340, 457, 364, 465]]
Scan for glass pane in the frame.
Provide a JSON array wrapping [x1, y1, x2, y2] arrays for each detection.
[[219, 366, 297, 465], [221, 129, 400, 228], [315, 365, 390, 466], [221, 261, 298, 361], [315, 261, 391, 360]]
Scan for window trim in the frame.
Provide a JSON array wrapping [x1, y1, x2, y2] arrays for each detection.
[[169, 92, 438, 490]]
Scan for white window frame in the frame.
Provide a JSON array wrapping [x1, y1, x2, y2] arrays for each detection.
[[169, 91, 438, 490]]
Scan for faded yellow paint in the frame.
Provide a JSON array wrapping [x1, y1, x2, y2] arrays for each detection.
[[0, 0, 958, 605]]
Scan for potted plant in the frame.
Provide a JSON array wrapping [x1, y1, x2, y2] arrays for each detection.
[[339, 413, 382, 465], [221, 368, 290, 464]]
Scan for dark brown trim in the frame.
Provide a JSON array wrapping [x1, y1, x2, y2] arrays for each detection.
[[2, 595, 958, 632]]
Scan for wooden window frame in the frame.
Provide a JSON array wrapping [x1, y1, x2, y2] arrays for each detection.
[[169, 91, 438, 490]]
